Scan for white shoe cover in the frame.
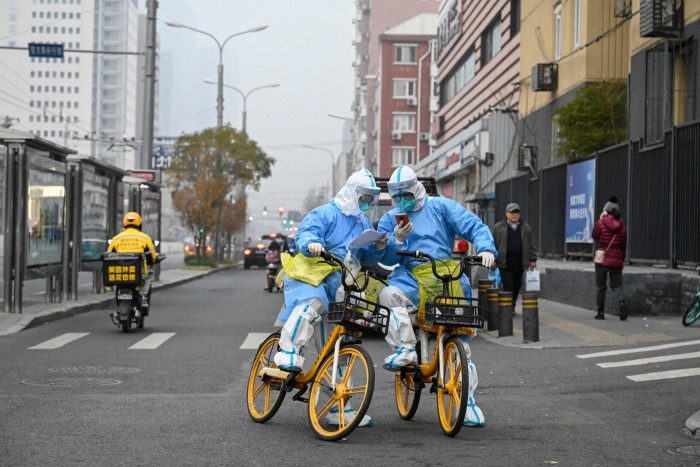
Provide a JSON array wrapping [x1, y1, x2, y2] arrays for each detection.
[[325, 407, 373, 427]]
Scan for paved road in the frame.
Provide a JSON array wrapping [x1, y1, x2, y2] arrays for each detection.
[[1, 266, 700, 465]]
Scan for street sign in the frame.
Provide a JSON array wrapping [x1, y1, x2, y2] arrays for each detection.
[[128, 170, 157, 183], [28, 43, 64, 58]]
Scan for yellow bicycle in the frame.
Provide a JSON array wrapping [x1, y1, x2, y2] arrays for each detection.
[[246, 252, 391, 441], [393, 250, 484, 437]]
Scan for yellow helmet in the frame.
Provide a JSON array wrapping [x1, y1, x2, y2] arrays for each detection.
[[123, 211, 142, 228]]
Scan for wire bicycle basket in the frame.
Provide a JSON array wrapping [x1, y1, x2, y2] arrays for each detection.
[[328, 294, 390, 337], [424, 295, 483, 329]]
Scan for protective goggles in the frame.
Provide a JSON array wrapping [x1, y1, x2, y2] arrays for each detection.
[[391, 192, 415, 202]]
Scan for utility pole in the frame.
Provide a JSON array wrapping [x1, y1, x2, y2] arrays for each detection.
[[140, 0, 158, 170]]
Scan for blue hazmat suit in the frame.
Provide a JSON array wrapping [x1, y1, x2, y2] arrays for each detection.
[[376, 165, 496, 427]]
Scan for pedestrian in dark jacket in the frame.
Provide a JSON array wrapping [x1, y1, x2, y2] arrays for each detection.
[[592, 196, 627, 320], [492, 203, 537, 315]]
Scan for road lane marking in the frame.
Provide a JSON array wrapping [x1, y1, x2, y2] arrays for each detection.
[[240, 333, 271, 349], [129, 333, 176, 349], [626, 367, 700, 382], [596, 350, 700, 368], [576, 339, 700, 359], [29, 333, 89, 349]]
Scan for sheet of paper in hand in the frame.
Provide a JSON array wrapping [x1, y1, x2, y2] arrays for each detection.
[[348, 229, 386, 249]]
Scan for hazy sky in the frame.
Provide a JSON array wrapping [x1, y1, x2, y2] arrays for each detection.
[[157, 1, 355, 236]]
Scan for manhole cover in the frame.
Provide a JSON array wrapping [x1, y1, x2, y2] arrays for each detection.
[[671, 445, 700, 456], [22, 377, 123, 387], [49, 366, 141, 375]]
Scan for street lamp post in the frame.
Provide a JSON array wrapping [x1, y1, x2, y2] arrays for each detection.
[[165, 21, 268, 128], [203, 80, 279, 133], [302, 144, 336, 197]]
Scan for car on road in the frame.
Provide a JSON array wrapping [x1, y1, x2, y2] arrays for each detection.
[[243, 233, 289, 269]]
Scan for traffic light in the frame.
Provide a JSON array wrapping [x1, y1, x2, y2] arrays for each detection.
[[278, 206, 285, 217], [263, 206, 268, 216]]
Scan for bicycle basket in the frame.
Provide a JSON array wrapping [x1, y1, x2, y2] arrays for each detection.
[[327, 294, 390, 337], [102, 252, 143, 286], [424, 295, 483, 329]]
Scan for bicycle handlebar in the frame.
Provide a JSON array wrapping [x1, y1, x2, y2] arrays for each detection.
[[319, 250, 371, 293], [396, 250, 484, 282]]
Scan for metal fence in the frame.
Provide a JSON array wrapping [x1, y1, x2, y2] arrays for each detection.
[[494, 119, 700, 269]]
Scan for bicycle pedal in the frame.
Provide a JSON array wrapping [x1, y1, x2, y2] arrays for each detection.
[[429, 378, 438, 394], [292, 384, 309, 403], [258, 367, 291, 381]]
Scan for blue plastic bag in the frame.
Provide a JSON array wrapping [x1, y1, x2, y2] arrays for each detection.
[[488, 268, 502, 289]]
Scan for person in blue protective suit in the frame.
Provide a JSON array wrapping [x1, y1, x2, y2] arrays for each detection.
[[273, 168, 387, 427], [377, 165, 496, 427]]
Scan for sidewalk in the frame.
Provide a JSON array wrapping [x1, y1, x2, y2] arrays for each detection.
[[0, 265, 234, 337]]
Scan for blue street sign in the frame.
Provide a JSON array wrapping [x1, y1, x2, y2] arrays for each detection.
[[28, 43, 64, 58]]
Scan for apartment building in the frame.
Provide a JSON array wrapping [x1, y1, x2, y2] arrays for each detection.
[[351, 0, 441, 173], [0, 0, 142, 169], [375, 13, 437, 177]]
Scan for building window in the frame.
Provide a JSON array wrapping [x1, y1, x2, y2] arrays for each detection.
[[393, 79, 416, 98], [393, 113, 416, 132], [645, 40, 695, 145], [573, 0, 581, 48], [554, 4, 562, 60], [510, 0, 521, 38], [441, 47, 475, 105], [481, 18, 502, 68], [392, 147, 415, 166], [394, 44, 417, 64]]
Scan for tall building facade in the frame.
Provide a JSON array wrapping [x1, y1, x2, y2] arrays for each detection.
[[351, 0, 441, 173], [375, 13, 437, 177], [0, 0, 143, 169]]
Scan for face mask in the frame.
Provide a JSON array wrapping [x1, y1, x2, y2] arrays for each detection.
[[397, 198, 417, 213], [358, 202, 370, 212]]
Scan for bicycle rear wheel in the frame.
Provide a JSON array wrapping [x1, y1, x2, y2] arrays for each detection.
[[247, 332, 286, 423], [308, 343, 374, 442], [395, 341, 422, 420], [436, 337, 469, 437], [682, 297, 700, 327]]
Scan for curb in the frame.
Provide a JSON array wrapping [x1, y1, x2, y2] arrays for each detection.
[[0, 263, 239, 337]]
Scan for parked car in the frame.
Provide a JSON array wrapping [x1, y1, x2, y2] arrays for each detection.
[[244, 233, 289, 269]]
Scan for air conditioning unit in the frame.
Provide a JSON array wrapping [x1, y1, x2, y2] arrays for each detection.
[[639, 0, 681, 38], [517, 145, 535, 171], [613, 0, 632, 17], [419, 132, 429, 141], [531, 63, 558, 92], [406, 97, 418, 106], [391, 131, 402, 141]]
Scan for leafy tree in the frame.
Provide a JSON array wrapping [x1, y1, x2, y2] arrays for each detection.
[[166, 126, 274, 257], [554, 81, 627, 162]]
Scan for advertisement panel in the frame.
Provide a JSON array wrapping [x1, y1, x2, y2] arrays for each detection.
[[565, 159, 595, 243]]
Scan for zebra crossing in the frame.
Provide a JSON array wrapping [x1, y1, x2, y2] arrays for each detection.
[[576, 339, 700, 382], [28, 332, 176, 350]]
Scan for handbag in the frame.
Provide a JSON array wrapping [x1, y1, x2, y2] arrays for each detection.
[[525, 269, 540, 292], [594, 234, 616, 265]]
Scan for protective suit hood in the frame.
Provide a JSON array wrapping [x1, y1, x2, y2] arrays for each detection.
[[333, 167, 380, 217], [387, 165, 426, 211]]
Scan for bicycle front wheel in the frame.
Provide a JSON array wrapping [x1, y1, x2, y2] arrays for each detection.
[[395, 341, 422, 420], [436, 337, 469, 437], [682, 298, 700, 327], [308, 343, 375, 442], [246, 332, 286, 423]]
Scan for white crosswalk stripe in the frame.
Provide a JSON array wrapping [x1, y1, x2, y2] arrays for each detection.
[[28, 333, 89, 349], [129, 333, 176, 349], [240, 333, 272, 350], [577, 339, 700, 383]]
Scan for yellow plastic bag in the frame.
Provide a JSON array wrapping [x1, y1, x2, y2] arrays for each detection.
[[282, 252, 340, 287], [411, 260, 476, 337]]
